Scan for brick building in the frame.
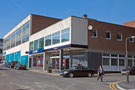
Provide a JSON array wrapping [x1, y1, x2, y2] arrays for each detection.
[[3, 14, 135, 72]]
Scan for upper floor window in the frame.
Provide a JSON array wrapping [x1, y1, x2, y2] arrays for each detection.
[[53, 31, 60, 44], [22, 21, 30, 43], [129, 37, 134, 42], [39, 37, 44, 48], [16, 28, 21, 46], [91, 29, 97, 38], [61, 28, 70, 42], [34, 40, 38, 50], [105, 32, 111, 40], [117, 33, 122, 41], [29, 41, 33, 51], [45, 35, 51, 46]]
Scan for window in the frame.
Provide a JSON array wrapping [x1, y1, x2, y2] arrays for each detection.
[[128, 59, 132, 67], [16, 28, 21, 46], [11, 32, 15, 48], [111, 58, 117, 65], [119, 59, 124, 66], [6, 36, 10, 49], [39, 37, 44, 48], [105, 32, 111, 40], [103, 53, 109, 56], [29, 42, 33, 51], [103, 58, 109, 65], [117, 33, 122, 41], [111, 54, 117, 57], [91, 29, 97, 38], [129, 37, 134, 42], [119, 55, 125, 58], [45, 35, 51, 46], [34, 40, 38, 50], [53, 31, 60, 44], [22, 21, 30, 43], [61, 28, 70, 42], [0, 49, 2, 54]]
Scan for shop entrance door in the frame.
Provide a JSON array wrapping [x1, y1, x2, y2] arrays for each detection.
[[50, 56, 70, 70], [52, 58, 59, 69], [29, 58, 32, 68]]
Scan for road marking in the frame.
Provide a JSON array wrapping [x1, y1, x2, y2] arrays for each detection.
[[110, 81, 118, 90]]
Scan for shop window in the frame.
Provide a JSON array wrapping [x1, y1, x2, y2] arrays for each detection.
[[91, 29, 97, 38], [111, 58, 118, 65], [105, 31, 111, 40], [111, 54, 117, 57], [61, 28, 70, 42], [103, 53, 109, 56], [103, 58, 109, 65], [128, 59, 132, 67], [119, 59, 124, 66], [119, 55, 125, 58]]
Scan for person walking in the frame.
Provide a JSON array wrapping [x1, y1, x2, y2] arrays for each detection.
[[97, 65, 104, 82]]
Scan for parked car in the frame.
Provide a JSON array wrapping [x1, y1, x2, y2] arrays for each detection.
[[60, 66, 96, 78], [121, 66, 135, 75]]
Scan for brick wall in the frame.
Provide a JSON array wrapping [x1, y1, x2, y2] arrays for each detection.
[[88, 19, 135, 52], [31, 14, 61, 35]]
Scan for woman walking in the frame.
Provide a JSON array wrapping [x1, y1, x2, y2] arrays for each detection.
[[97, 66, 104, 82]]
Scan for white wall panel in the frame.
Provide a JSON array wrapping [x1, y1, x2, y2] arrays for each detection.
[[71, 17, 88, 46]]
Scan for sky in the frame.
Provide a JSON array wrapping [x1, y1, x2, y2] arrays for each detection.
[[0, 0, 135, 38]]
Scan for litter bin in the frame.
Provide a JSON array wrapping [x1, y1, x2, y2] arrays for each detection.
[[48, 67, 52, 73]]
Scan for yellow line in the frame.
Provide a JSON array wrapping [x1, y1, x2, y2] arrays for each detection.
[[109, 81, 118, 90]]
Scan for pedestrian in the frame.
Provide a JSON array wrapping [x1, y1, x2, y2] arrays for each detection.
[[97, 65, 104, 82]]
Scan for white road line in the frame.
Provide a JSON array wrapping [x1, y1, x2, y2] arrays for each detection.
[[116, 84, 135, 90]]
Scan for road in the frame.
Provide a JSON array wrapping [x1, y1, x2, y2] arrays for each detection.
[[0, 65, 125, 90]]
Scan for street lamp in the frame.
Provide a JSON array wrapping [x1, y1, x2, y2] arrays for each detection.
[[125, 36, 135, 83]]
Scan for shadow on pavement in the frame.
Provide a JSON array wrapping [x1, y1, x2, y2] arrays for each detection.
[[0, 68, 9, 70]]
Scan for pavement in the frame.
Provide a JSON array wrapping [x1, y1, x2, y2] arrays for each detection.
[[29, 69, 135, 90], [116, 75, 135, 90], [29, 69, 60, 76]]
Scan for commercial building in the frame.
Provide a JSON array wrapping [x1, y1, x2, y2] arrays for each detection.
[[0, 39, 3, 63], [3, 14, 135, 72]]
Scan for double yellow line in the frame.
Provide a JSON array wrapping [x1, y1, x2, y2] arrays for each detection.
[[109, 81, 118, 90]]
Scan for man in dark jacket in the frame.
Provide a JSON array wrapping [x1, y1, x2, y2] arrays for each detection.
[[97, 66, 104, 82]]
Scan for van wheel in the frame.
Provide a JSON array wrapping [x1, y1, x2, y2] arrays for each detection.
[[69, 73, 74, 78]]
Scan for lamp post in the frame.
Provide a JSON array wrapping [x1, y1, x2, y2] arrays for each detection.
[[125, 36, 135, 83]]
